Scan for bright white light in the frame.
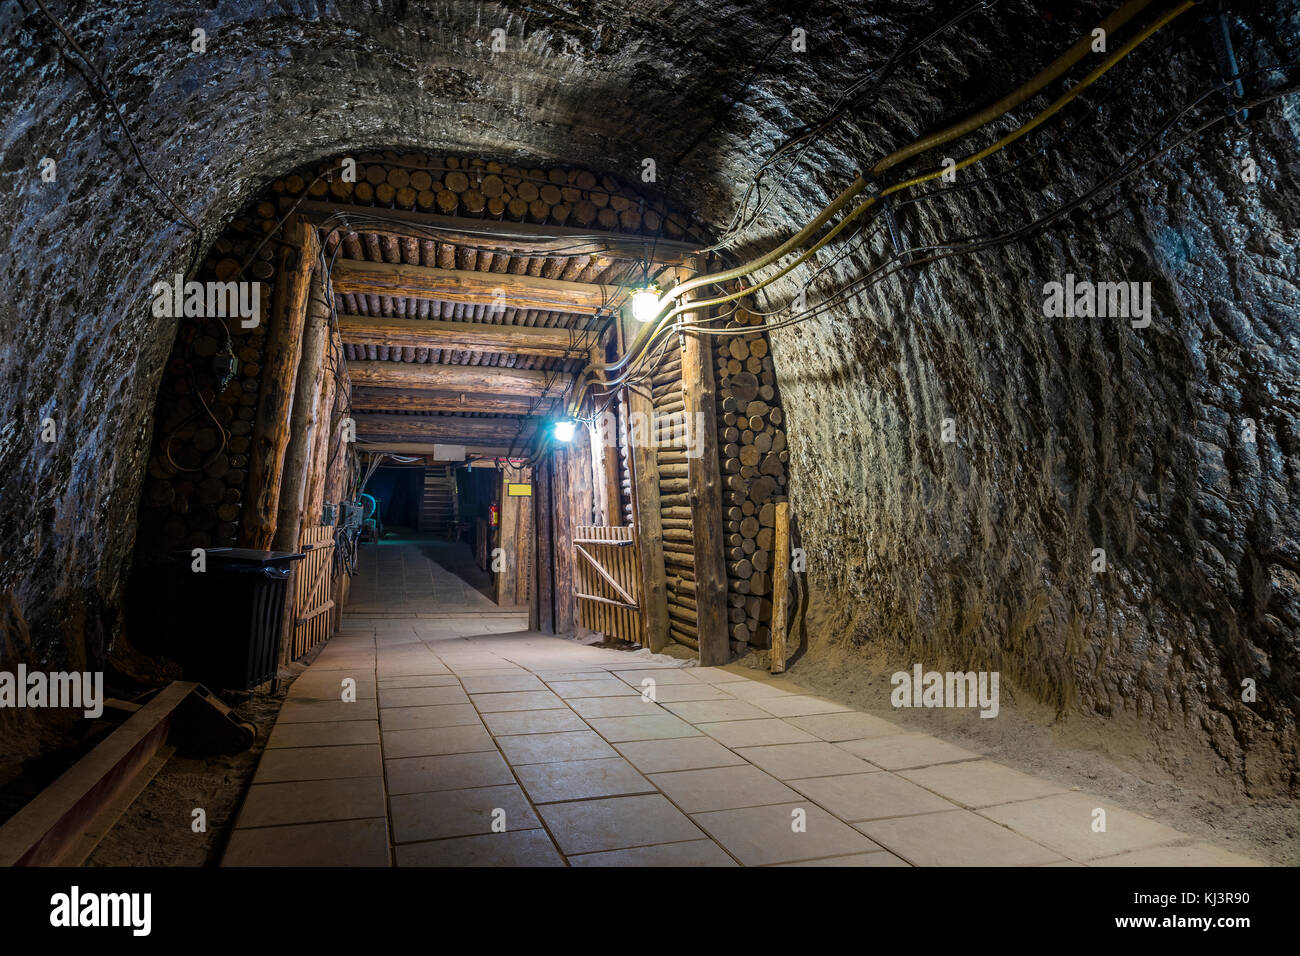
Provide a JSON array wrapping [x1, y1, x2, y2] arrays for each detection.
[[553, 419, 576, 442], [630, 286, 661, 323]]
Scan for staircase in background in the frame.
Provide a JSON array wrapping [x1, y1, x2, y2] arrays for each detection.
[[419, 464, 456, 536]]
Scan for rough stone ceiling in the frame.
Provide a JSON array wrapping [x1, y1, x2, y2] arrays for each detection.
[[3, 0, 1299, 794]]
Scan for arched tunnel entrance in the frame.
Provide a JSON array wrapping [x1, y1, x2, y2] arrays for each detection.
[[1, 0, 1298, 894]]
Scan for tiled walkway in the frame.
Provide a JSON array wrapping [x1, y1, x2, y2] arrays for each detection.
[[347, 536, 506, 614], [222, 543, 1262, 867]]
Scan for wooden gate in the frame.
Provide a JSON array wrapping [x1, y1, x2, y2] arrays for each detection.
[[573, 525, 643, 645], [286, 524, 337, 662]]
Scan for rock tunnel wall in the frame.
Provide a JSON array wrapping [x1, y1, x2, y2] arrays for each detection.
[[1, 0, 1297, 792]]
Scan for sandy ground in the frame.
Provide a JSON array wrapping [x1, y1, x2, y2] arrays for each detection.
[[739, 637, 1300, 867], [84, 655, 315, 867]]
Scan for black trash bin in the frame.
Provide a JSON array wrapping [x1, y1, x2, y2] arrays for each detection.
[[167, 548, 305, 691]]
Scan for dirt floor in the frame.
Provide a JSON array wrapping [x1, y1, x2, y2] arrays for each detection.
[[82, 654, 316, 867], [737, 632, 1300, 867]]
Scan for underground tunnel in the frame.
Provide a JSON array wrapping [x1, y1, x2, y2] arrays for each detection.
[[0, 0, 1297, 904]]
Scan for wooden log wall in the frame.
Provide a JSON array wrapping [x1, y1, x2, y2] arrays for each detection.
[[133, 211, 288, 561], [714, 302, 791, 652], [651, 347, 701, 652], [273, 151, 695, 244]]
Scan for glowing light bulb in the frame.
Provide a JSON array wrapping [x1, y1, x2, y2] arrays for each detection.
[[553, 419, 576, 442], [630, 284, 661, 323]]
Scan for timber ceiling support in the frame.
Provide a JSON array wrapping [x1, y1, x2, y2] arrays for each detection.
[[292, 200, 698, 264], [349, 387, 555, 416], [346, 360, 568, 399], [339, 315, 591, 358], [352, 413, 537, 444], [331, 259, 615, 315]]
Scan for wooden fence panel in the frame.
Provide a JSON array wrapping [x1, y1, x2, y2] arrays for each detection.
[[573, 525, 643, 646], [285, 524, 336, 662]]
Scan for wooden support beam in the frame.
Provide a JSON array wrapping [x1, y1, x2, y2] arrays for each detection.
[[239, 218, 319, 550], [331, 259, 613, 315], [350, 386, 554, 416], [355, 442, 520, 458], [680, 261, 729, 666], [495, 465, 532, 607], [302, 326, 339, 524], [533, 456, 556, 634], [628, 380, 669, 652], [770, 500, 791, 674], [353, 413, 536, 444], [339, 314, 589, 358], [324, 374, 352, 505], [273, 268, 331, 552], [292, 198, 697, 264], [347, 360, 563, 397]]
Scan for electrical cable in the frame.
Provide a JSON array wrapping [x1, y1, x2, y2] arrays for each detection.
[[679, 81, 1300, 339], [566, 0, 1195, 417]]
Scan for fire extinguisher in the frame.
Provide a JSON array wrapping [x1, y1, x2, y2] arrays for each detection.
[[490, 504, 499, 527]]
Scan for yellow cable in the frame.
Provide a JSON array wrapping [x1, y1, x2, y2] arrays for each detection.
[[567, 0, 1193, 416], [871, 0, 1156, 176]]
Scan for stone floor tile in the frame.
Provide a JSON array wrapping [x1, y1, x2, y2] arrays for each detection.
[[569, 839, 737, 867], [381, 723, 496, 759], [614, 736, 747, 774], [252, 744, 382, 783], [788, 772, 958, 821], [649, 765, 800, 813], [222, 818, 390, 867], [692, 802, 881, 866], [547, 678, 639, 699], [900, 760, 1067, 808], [785, 711, 908, 742], [470, 690, 566, 712], [752, 695, 851, 718], [395, 829, 564, 867], [837, 732, 981, 770], [586, 714, 702, 743], [380, 703, 483, 731], [236, 777, 386, 829], [539, 794, 703, 855], [267, 720, 380, 749], [497, 730, 618, 765], [514, 756, 654, 804], [385, 750, 515, 795], [482, 708, 589, 735], [390, 784, 539, 843], [378, 685, 469, 708], [856, 809, 1063, 866], [736, 742, 879, 780], [698, 718, 818, 748]]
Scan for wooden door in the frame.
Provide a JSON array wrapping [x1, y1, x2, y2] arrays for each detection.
[[286, 525, 336, 661], [573, 525, 644, 645]]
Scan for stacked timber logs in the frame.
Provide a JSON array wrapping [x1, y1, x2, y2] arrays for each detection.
[[269, 151, 696, 243], [714, 303, 790, 653], [653, 347, 699, 650], [616, 397, 635, 527], [133, 216, 283, 560]]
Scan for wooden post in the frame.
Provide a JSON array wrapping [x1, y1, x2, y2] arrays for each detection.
[[770, 500, 791, 673], [302, 327, 338, 526], [239, 218, 319, 550], [628, 380, 669, 652], [679, 263, 728, 666], [533, 456, 555, 634], [272, 268, 331, 552], [593, 339, 623, 526], [495, 466, 532, 607]]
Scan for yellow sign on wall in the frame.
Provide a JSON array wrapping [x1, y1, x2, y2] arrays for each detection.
[[507, 483, 532, 497]]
